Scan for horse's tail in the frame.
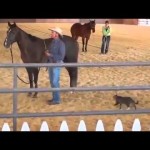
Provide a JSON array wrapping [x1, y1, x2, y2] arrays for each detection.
[[70, 24, 77, 39], [38, 67, 41, 73], [70, 28, 74, 38], [45, 67, 48, 71]]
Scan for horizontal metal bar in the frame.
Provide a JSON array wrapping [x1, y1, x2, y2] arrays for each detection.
[[1, 108, 150, 118], [0, 85, 150, 93], [0, 62, 150, 68]]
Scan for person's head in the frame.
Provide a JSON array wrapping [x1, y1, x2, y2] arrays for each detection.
[[105, 20, 109, 27], [48, 27, 63, 39]]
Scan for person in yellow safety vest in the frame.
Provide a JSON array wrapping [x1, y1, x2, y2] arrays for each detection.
[[100, 20, 111, 54]]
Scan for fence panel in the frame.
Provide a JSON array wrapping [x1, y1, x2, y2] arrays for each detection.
[[0, 62, 150, 131], [0, 119, 144, 131]]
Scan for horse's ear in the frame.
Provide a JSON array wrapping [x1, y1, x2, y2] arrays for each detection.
[[8, 21, 11, 27], [13, 22, 16, 26]]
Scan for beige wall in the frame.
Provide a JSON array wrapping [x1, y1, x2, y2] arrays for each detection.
[[122, 19, 138, 25], [36, 19, 80, 23], [90, 19, 138, 25], [0, 19, 138, 25], [80, 19, 123, 24], [0, 19, 36, 23], [0, 19, 79, 23]]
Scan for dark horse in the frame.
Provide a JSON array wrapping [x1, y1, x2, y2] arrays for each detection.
[[70, 20, 96, 52], [4, 22, 79, 98]]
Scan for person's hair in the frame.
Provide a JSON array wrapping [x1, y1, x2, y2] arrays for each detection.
[[105, 20, 109, 24], [58, 34, 63, 40]]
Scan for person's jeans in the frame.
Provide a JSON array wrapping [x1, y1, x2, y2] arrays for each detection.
[[101, 36, 110, 54], [48, 66, 61, 103]]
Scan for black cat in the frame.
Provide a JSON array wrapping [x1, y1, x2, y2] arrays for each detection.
[[113, 95, 138, 110]]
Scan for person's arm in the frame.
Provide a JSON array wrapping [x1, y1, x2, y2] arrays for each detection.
[[102, 26, 106, 35], [102, 26, 110, 36], [52, 41, 66, 62], [106, 27, 110, 36], [45, 44, 53, 57]]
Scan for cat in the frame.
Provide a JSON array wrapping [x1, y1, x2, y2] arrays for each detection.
[[113, 95, 138, 110]]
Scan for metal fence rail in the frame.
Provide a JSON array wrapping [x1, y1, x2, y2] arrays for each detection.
[[1, 85, 150, 93], [1, 62, 150, 68], [1, 109, 150, 119]]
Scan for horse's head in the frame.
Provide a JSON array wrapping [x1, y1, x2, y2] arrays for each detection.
[[4, 22, 19, 48], [89, 20, 96, 33]]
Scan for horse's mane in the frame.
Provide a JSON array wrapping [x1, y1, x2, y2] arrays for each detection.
[[17, 26, 42, 42], [27, 34, 42, 41], [83, 22, 91, 27]]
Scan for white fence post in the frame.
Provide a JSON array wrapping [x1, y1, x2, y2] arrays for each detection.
[[21, 122, 30, 131], [132, 118, 141, 131], [40, 121, 50, 131], [2, 123, 11, 131], [77, 120, 87, 131], [95, 120, 105, 131], [60, 120, 69, 131], [114, 119, 123, 131]]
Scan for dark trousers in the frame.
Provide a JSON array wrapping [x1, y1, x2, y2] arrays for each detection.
[[101, 36, 111, 54]]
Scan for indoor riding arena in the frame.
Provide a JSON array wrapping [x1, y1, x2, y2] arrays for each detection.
[[0, 19, 150, 131]]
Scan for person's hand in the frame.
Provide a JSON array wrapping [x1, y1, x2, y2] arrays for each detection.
[[45, 50, 52, 57]]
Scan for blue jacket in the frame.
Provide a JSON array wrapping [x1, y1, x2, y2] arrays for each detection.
[[48, 38, 66, 63]]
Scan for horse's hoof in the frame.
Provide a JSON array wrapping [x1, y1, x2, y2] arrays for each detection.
[[27, 93, 32, 97]]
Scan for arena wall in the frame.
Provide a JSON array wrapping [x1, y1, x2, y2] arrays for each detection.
[[0, 19, 138, 25]]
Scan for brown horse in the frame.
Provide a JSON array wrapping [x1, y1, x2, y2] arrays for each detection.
[[4, 22, 79, 98], [70, 20, 96, 52]]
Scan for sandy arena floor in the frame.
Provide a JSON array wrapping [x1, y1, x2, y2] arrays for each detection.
[[0, 23, 150, 131]]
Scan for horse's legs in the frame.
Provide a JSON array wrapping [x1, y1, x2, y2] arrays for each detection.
[[71, 32, 78, 41], [75, 36, 78, 41], [73, 35, 78, 41], [82, 37, 85, 52], [66, 67, 78, 87], [85, 38, 89, 52], [32, 67, 39, 98], [26, 67, 33, 96]]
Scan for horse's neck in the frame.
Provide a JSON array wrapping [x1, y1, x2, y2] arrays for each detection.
[[17, 30, 30, 50], [16, 31, 30, 54], [17, 41, 25, 52], [82, 23, 91, 31]]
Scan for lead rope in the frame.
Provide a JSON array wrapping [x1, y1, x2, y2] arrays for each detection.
[[44, 40, 47, 50], [43, 40, 48, 71], [10, 45, 30, 84]]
